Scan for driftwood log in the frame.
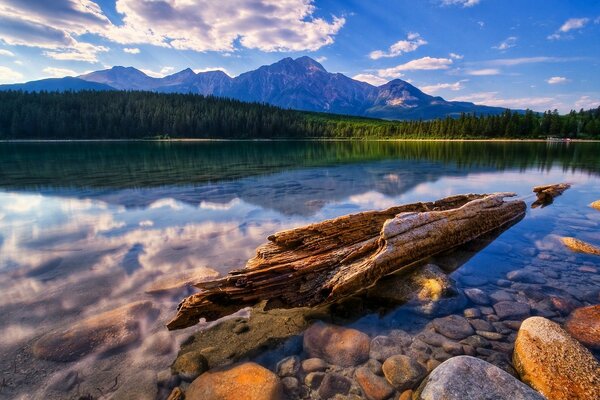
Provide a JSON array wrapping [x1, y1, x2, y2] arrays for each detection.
[[167, 193, 526, 330], [532, 183, 571, 208]]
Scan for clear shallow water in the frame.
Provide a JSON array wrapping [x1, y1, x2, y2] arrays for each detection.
[[0, 141, 599, 399]]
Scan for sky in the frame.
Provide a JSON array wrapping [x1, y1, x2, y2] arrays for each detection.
[[0, 0, 599, 112]]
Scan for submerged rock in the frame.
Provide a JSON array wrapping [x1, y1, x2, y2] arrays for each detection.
[[186, 362, 283, 400], [506, 270, 546, 284], [414, 356, 544, 400], [493, 301, 531, 320], [464, 288, 490, 306], [565, 305, 600, 349], [32, 301, 158, 362], [382, 354, 426, 391], [513, 316, 600, 400], [355, 366, 395, 400], [560, 237, 600, 256], [318, 372, 352, 399], [171, 350, 208, 382], [432, 315, 474, 340], [303, 322, 370, 367]]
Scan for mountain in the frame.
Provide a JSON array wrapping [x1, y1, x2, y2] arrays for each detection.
[[0, 77, 113, 92], [0, 57, 506, 120]]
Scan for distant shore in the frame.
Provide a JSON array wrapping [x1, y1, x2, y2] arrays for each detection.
[[2, 138, 600, 143]]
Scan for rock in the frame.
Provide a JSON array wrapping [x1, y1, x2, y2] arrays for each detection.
[[414, 356, 545, 400], [398, 390, 412, 400], [302, 358, 328, 373], [355, 366, 395, 400], [565, 305, 600, 349], [476, 330, 504, 341], [157, 369, 180, 389], [318, 373, 352, 399], [171, 350, 208, 382], [463, 308, 481, 318], [186, 362, 283, 400], [591, 200, 600, 211], [460, 335, 490, 348], [382, 355, 426, 391], [549, 296, 580, 315], [32, 301, 158, 362], [493, 301, 530, 320], [305, 372, 325, 389], [232, 321, 250, 334], [489, 290, 516, 302], [468, 318, 494, 332], [460, 275, 488, 286], [503, 320, 522, 330], [513, 316, 600, 400], [369, 264, 464, 315], [496, 279, 512, 287], [479, 306, 494, 315], [506, 270, 546, 284], [303, 322, 370, 367], [369, 335, 404, 362], [276, 355, 300, 377], [111, 370, 158, 400], [366, 359, 383, 375], [432, 315, 474, 340], [281, 376, 299, 393], [578, 265, 597, 273], [464, 288, 490, 305], [561, 237, 600, 256]]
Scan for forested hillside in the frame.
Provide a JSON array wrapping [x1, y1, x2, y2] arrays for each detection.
[[0, 90, 599, 139]]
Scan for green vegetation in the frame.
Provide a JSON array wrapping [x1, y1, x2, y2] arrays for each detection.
[[0, 90, 599, 139]]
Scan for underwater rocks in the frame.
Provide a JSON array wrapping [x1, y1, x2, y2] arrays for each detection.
[[171, 350, 208, 382], [493, 301, 531, 320], [303, 322, 371, 367], [382, 355, 427, 391], [561, 237, 600, 256], [513, 316, 600, 400], [32, 301, 158, 362], [414, 356, 544, 400], [565, 305, 600, 349], [432, 315, 474, 340], [185, 362, 283, 400]]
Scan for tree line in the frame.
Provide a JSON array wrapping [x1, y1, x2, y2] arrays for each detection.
[[0, 90, 598, 139]]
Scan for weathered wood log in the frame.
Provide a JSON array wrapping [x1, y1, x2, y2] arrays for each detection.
[[167, 193, 526, 330], [532, 183, 571, 208]]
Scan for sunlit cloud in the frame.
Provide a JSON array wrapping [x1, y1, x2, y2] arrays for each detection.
[[0, 65, 23, 83], [421, 80, 468, 94], [123, 47, 140, 54], [493, 36, 517, 50], [548, 17, 590, 40], [352, 73, 389, 86], [42, 67, 78, 78], [369, 32, 427, 60], [440, 0, 481, 7], [546, 76, 569, 85], [466, 68, 500, 76], [378, 57, 453, 78]]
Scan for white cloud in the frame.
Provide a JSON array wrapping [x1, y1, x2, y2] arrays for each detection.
[[42, 67, 78, 77], [352, 73, 388, 86], [441, 0, 481, 7], [449, 53, 463, 60], [466, 68, 500, 76], [43, 42, 109, 63], [315, 56, 327, 63], [421, 80, 468, 94], [0, 65, 23, 83], [559, 17, 589, 32], [0, 49, 15, 57], [574, 96, 600, 110], [493, 36, 517, 50], [106, 0, 345, 52], [378, 57, 453, 78], [548, 17, 590, 40], [485, 56, 572, 66], [369, 32, 427, 60], [0, 0, 346, 64], [546, 76, 568, 85], [123, 47, 140, 54], [140, 66, 175, 78], [13, 60, 23, 65], [450, 91, 560, 110]]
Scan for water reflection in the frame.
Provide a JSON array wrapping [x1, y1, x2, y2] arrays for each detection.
[[0, 142, 599, 399]]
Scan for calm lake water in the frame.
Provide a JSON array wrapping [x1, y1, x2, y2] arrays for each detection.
[[0, 141, 599, 399]]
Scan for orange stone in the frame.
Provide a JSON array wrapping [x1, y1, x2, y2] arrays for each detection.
[[186, 362, 283, 400], [565, 305, 600, 349]]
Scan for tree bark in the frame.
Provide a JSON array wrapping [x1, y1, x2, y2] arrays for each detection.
[[167, 193, 526, 330]]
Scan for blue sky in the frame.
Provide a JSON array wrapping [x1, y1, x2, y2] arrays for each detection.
[[0, 0, 598, 112]]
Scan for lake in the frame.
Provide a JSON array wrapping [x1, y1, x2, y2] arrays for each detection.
[[0, 141, 599, 399]]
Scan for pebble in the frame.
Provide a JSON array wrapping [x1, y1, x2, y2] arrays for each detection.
[[186, 362, 283, 400], [514, 316, 600, 400], [506, 270, 547, 284], [303, 322, 370, 367], [305, 372, 325, 389], [382, 355, 426, 391], [171, 351, 208, 382], [302, 358, 328, 373], [432, 315, 474, 340], [464, 288, 490, 305], [475, 330, 503, 341], [463, 308, 481, 318], [460, 275, 488, 286], [493, 301, 531, 320], [276, 356, 300, 377], [355, 366, 395, 400], [489, 290, 515, 302], [565, 305, 600, 349], [318, 373, 352, 399], [468, 318, 494, 332], [369, 335, 405, 362]]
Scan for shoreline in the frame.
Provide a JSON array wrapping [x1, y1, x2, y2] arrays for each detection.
[[2, 138, 600, 143]]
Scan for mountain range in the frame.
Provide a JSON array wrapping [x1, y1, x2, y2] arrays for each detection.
[[0, 56, 506, 120]]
